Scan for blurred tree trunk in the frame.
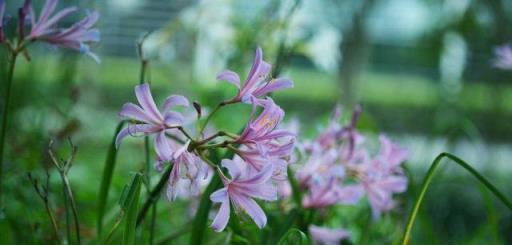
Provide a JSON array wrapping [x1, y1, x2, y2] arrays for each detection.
[[337, 0, 375, 106]]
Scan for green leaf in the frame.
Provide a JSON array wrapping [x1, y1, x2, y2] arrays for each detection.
[[97, 122, 125, 237], [401, 152, 512, 245], [276, 228, 309, 245], [122, 173, 143, 245]]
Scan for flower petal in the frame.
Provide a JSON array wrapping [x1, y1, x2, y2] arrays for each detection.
[[210, 187, 228, 203], [221, 159, 243, 180], [210, 200, 230, 232], [217, 70, 241, 88], [236, 195, 267, 229], [164, 111, 185, 127], [154, 132, 173, 161], [252, 78, 293, 98], [163, 95, 189, 112], [119, 103, 156, 124], [134, 83, 163, 122], [115, 124, 160, 148]]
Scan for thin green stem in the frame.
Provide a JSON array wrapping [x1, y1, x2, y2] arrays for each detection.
[[0, 51, 19, 205], [198, 102, 228, 136], [62, 174, 82, 245], [401, 152, 512, 245]]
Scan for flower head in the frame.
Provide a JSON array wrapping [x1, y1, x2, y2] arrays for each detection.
[[25, 0, 100, 62], [156, 139, 209, 201], [309, 225, 350, 245], [217, 47, 293, 103], [494, 44, 512, 70], [116, 83, 189, 157], [210, 159, 277, 232], [237, 98, 294, 153]]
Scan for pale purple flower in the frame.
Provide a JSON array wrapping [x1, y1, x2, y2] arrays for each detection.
[[362, 174, 407, 218], [234, 139, 294, 181], [217, 47, 293, 103], [494, 44, 512, 70], [116, 83, 189, 156], [237, 98, 294, 154], [155, 139, 209, 201], [375, 135, 409, 173], [303, 177, 363, 208], [25, 0, 100, 62], [210, 160, 277, 232], [0, 0, 5, 42], [309, 225, 350, 245]]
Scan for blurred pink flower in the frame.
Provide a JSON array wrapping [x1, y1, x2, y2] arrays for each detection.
[[235, 139, 294, 181], [0, 0, 5, 42], [309, 225, 350, 245], [116, 83, 189, 155], [217, 47, 293, 103], [25, 0, 100, 62], [303, 177, 363, 208], [210, 160, 277, 232], [494, 44, 512, 70]]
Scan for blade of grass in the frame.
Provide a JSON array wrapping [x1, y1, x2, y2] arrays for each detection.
[[122, 173, 143, 245], [97, 122, 125, 237], [276, 228, 309, 245], [402, 152, 512, 245]]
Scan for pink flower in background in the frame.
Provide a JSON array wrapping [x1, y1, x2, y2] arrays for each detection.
[[25, 0, 100, 62], [237, 98, 294, 154], [494, 44, 512, 70], [309, 225, 350, 245], [375, 135, 409, 173], [210, 160, 277, 232], [0, 0, 5, 42], [303, 177, 363, 208], [217, 47, 293, 103], [116, 83, 189, 153]]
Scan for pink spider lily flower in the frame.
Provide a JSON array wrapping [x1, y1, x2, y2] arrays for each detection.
[[217, 47, 293, 103], [375, 135, 409, 173], [494, 44, 512, 70], [210, 159, 277, 232], [25, 0, 100, 62], [154, 139, 209, 201], [303, 177, 363, 208], [115, 83, 189, 152], [309, 225, 350, 245], [234, 139, 294, 181], [0, 0, 5, 42], [237, 98, 294, 154], [357, 163, 408, 218]]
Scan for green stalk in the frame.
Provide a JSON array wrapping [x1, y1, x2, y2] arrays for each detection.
[[401, 152, 512, 245], [97, 122, 125, 237], [0, 51, 19, 205]]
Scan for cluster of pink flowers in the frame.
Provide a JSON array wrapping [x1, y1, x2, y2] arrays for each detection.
[[283, 106, 409, 244], [116, 46, 409, 242], [0, 0, 100, 62], [116, 47, 295, 231]]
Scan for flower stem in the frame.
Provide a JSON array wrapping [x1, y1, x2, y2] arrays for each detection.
[[198, 102, 226, 136], [401, 152, 512, 245], [0, 51, 19, 205]]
